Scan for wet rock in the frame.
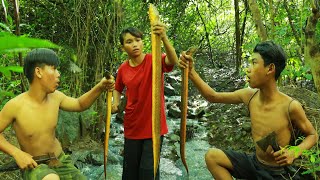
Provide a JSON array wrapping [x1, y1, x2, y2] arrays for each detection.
[[167, 103, 181, 118], [172, 120, 201, 141], [57, 110, 82, 147], [85, 150, 104, 166], [188, 107, 205, 119], [115, 113, 124, 124], [165, 69, 181, 93], [164, 84, 177, 96], [241, 121, 251, 133]]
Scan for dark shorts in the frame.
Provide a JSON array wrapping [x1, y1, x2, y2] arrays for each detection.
[[223, 150, 300, 180], [21, 152, 87, 180], [122, 136, 164, 180]]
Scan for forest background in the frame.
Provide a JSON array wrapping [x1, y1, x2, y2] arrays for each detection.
[[1, 0, 320, 168], [2, 0, 320, 137]]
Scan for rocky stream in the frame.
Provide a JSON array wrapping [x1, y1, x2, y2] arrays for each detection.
[[0, 67, 319, 180]]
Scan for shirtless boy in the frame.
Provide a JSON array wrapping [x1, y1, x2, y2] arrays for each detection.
[[179, 41, 318, 179], [0, 48, 115, 180]]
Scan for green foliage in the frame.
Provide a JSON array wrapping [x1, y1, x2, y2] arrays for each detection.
[[0, 23, 11, 32], [0, 32, 60, 53], [0, 66, 23, 79], [299, 147, 320, 178], [281, 57, 313, 83], [2, 0, 317, 150], [0, 57, 22, 109], [0, 65, 22, 108], [284, 134, 319, 178], [0, 90, 14, 108]]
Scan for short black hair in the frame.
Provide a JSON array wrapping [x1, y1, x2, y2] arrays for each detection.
[[24, 48, 60, 83], [119, 27, 143, 45], [253, 41, 287, 80]]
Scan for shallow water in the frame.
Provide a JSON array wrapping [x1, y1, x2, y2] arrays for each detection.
[[79, 118, 213, 180], [81, 141, 212, 180], [162, 140, 212, 180]]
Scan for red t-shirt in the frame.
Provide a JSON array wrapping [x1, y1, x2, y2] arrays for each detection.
[[115, 54, 174, 139]]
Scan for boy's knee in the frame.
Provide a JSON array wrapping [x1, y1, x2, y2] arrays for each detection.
[[205, 148, 221, 163]]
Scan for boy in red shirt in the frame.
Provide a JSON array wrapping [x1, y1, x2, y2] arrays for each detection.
[[112, 23, 178, 180]]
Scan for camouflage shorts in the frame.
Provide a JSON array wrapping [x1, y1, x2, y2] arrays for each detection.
[[21, 152, 87, 180]]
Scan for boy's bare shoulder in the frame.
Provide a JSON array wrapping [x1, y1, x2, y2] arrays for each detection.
[[50, 90, 66, 99], [5, 93, 27, 106], [242, 87, 259, 94], [279, 91, 297, 104], [1, 93, 28, 115], [238, 87, 259, 105], [47, 90, 69, 105]]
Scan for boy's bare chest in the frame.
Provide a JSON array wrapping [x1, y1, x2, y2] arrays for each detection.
[[15, 102, 60, 134], [250, 104, 289, 137]]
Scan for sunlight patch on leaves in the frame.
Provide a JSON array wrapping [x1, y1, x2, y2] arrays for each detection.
[[0, 32, 60, 53]]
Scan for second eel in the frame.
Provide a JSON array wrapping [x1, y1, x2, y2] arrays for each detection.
[[180, 47, 197, 174]]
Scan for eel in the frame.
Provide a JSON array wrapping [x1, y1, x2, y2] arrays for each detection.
[[180, 47, 197, 174], [104, 71, 113, 179], [149, 3, 162, 179]]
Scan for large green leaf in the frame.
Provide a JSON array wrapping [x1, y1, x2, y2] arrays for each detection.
[[0, 67, 11, 78], [0, 23, 11, 32], [5, 66, 23, 73], [0, 66, 23, 79], [0, 32, 60, 53]]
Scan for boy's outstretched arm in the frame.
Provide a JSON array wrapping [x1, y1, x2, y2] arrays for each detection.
[[60, 76, 115, 112], [179, 52, 254, 104]]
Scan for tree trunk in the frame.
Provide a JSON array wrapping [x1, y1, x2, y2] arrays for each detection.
[[241, 0, 249, 46], [13, 0, 25, 92], [196, 5, 215, 67], [283, 0, 303, 62], [304, 0, 320, 97], [248, 0, 267, 41], [2, 0, 8, 24], [234, 0, 241, 73], [267, 0, 275, 40], [283, 0, 301, 50]]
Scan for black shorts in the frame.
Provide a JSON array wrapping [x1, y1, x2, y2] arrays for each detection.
[[122, 136, 164, 180], [223, 150, 300, 180]]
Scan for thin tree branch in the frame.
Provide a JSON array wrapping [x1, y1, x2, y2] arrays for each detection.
[[196, 4, 215, 67]]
